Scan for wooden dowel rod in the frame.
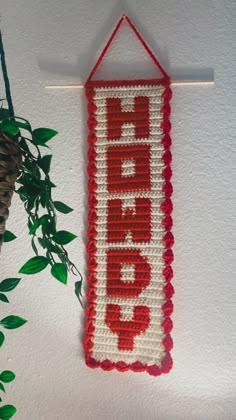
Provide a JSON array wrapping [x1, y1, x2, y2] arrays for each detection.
[[45, 80, 214, 90]]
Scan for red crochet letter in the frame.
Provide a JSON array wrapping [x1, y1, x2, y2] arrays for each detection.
[[107, 197, 151, 242], [105, 304, 150, 351], [106, 97, 149, 140], [107, 249, 151, 298], [107, 144, 151, 192]]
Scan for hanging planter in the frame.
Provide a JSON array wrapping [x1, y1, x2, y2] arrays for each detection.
[[0, 131, 22, 251]]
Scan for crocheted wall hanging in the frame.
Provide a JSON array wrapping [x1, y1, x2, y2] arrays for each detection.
[[84, 16, 174, 376]]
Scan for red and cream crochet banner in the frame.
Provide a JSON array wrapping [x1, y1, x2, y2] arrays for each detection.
[[84, 16, 174, 376]]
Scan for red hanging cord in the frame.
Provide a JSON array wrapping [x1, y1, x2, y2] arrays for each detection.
[[86, 15, 169, 84]]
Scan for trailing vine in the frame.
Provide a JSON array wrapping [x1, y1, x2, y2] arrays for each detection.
[[0, 277, 26, 420], [0, 28, 82, 419]]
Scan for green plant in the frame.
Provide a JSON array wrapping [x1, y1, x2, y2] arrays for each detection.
[[0, 277, 26, 419], [1, 115, 81, 287], [0, 112, 82, 296], [0, 28, 82, 419]]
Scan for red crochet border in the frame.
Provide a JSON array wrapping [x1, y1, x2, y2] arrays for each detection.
[[84, 78, 174, 376]]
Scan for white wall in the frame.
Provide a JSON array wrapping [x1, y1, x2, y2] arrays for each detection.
[[1, 1, 236, 419]]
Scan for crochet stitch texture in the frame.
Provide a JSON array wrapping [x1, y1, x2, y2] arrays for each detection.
[[84, 16, 174, 376], [84, 77, 174, 376]]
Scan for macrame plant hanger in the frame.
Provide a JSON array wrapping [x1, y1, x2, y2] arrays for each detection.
[[84, 16, 174, 376]]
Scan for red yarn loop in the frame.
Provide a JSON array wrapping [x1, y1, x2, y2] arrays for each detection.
[[162, 181, 173, 198], [162, 215, 173, 230], [163, 249, 174, 264], [86, 355, 99, 368], [163, 283, 175, 299], [162, 300, 174, 316], [163, 231, 174, 248], [162, 334, 173, 351], [86, 16, 169, 84], [162, 150, 172, 165], [86, 241, 96, 254], [161, 119, 171, 134], [161, 353, 173, 373], [163, 265, 174, 282], [161, 134, 172, 149], [162, 316, 173, 333], [162, 87, 172, 100], [88, 195, 98, 207], [161, 198, 173, 214], [161, 103, 171, 115]]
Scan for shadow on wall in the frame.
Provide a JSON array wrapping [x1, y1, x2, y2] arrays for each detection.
[[38, 55, 214, 83], [37, 14, 169, 81], [36, 0, 214, 83]]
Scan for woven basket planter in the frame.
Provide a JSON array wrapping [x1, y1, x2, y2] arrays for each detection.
[[0, 131, 22, 251]]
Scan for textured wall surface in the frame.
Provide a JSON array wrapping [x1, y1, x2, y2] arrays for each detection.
[[1, 1, 236, 419]]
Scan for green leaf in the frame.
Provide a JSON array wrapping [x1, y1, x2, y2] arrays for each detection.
[[51, 263, 67, 284], [0, 120, 19, 137], [0, 405, 17, 419], [0, 383, 5, 393], [0, 294, 9, 303], [0, 316, 27, 330], [14, 120, 30, 130], [38, 155, 52, 174], [29, 215, 49, 235], [31, 237, 38, 256], [19, 256, 48, 274], [53, 230, 77, 245], [40, 192, 47, 208], [33, 128, 58, 144], [38, 237, 46, 248], [42, 218, 56, 236], [19, 138, 30, 153], [44, 178, 56, 188], [32, 139, 50, 148], [0, 108, 10, 120], [12, 117, 31, 131], [24, 182, 41, 196], [0, 332, 5, 348], [0, 278, 21, 293], [0, 371, 15, 383], [23, 157, 36, 173], [2, 231, 16, 243], [16, 186, 28, 201], [29, 219, 40, 235], [26, 196, 36, 213], [0, 397, 2, 403], [75, 280, 83, 306], [47, 242, 61, 254], [53, 201, 73, 214]]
